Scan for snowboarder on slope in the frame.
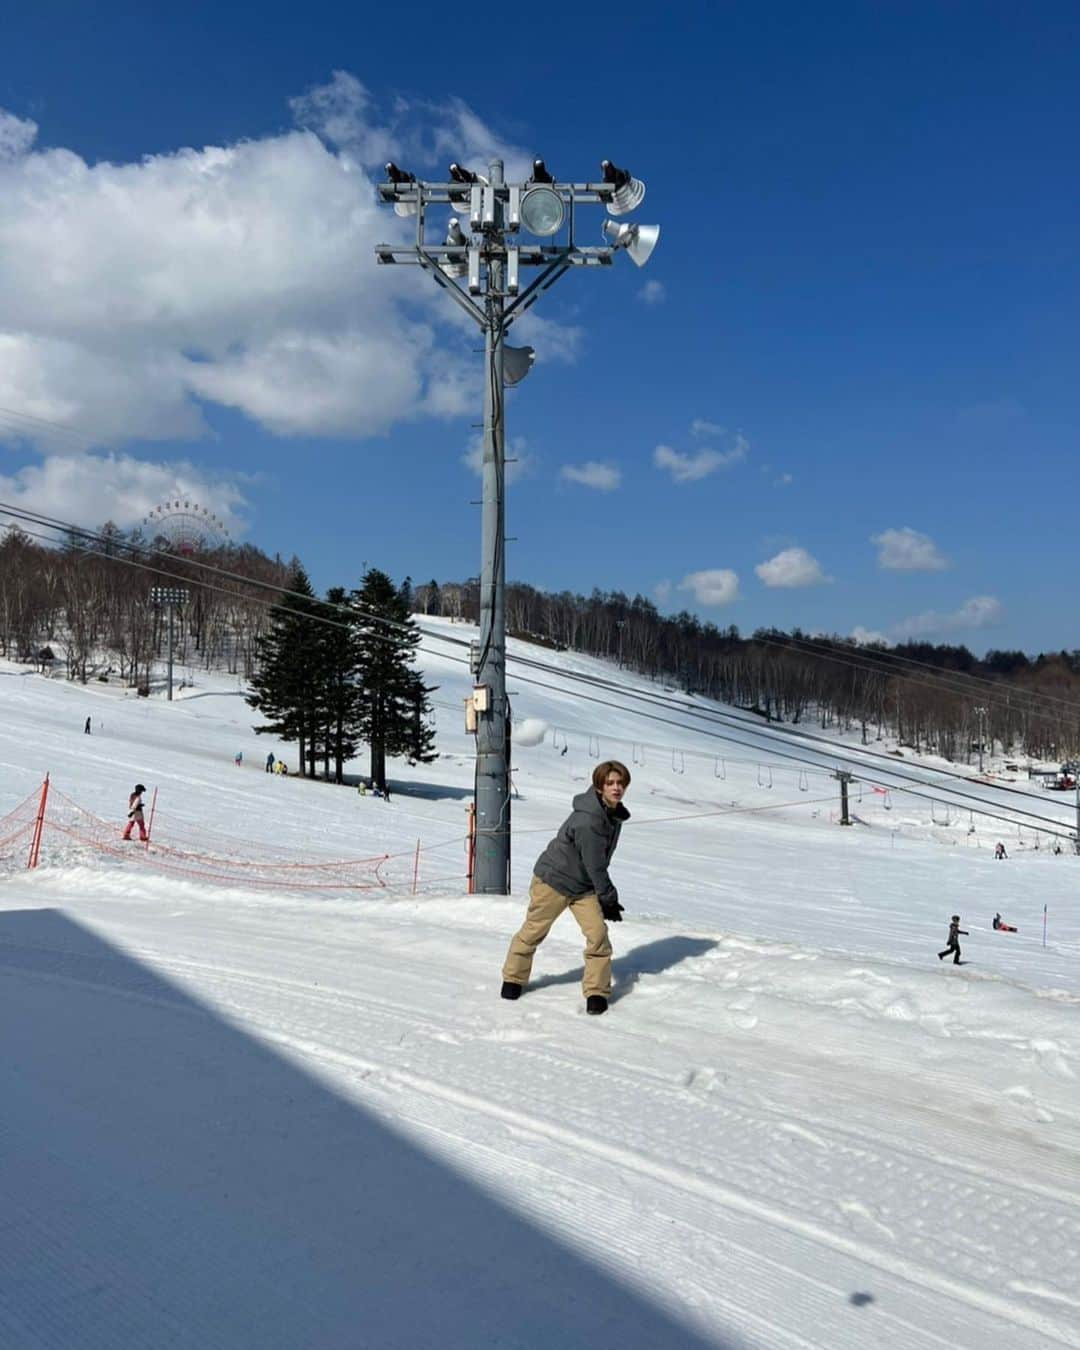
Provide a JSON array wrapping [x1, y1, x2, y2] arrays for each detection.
[[938, 914, 968, 964], [994, 841, 1007, 860], [993, 912, 1018, 932], [122, 784, 148, 842], [501, 760, 630, 1015]]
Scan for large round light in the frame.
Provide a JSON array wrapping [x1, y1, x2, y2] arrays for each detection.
[[520, 186, 565, 237]]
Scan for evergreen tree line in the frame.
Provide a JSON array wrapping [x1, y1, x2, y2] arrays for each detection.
[[415, 578, 1080, 764], [245, 565, 436, 789]]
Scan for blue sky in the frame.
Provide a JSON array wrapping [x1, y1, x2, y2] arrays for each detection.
[[1, 2, 1077, 654]]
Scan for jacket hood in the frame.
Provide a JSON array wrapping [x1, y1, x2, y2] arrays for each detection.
[[573, 788, 630, 821]]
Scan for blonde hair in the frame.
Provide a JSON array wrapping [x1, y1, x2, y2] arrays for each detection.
[[592, 760, 631, 791]]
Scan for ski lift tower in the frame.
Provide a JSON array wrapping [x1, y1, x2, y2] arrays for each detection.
[[376, 157, 660, 893], [1063, 759, 1080, 853]]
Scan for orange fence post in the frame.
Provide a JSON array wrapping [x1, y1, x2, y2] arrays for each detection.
[[411, 838, 421, 896], [145, 786, 158, 847], [26, 773, 50, 869], [465, 802, 476, 895]]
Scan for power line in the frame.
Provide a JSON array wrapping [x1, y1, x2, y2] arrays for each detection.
[[3, 501, 1076, 838]]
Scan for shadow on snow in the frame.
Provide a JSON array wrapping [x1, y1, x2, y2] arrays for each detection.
[[527, 934, 717, 1004], [0, 910, 737, 1350]]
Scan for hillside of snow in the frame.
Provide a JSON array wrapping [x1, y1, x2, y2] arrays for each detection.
[[2, 623, 1078, 1349]]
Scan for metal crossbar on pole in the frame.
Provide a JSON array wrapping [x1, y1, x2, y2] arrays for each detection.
[[375, 156, 659, 892]]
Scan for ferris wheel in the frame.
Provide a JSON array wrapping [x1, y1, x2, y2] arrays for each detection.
[[142, 498, 230, 555]]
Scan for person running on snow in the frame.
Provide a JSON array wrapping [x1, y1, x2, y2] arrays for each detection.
[[938, 914, 968, 964], [994, 841, 1008, 860], [501, 760, 630, 1016], [122, 784, 148, 842]]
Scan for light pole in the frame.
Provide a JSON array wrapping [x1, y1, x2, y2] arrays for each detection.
[[974, 705, 987, 774], [150, 587, 188, 701], [376, 156, 659, 893]]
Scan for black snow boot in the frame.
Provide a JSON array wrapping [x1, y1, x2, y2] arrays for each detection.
[[500, 981, 522, 1001], [586, 995, 608, 1015]]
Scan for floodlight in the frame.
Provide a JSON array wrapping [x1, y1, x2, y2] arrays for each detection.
[[440, 217, 469, 278], [529, 158, 555, 184], [503, 345, 535, 386], [601, 219, 660, 267], [520, 186, 565, 237], [385, 161, 419, 218], [600, 160, 646, 216]]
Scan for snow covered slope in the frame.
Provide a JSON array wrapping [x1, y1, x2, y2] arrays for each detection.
[[1, 630, 1078, 1349]]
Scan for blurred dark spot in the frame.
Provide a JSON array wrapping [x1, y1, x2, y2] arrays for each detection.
[[849, 1292, 875, 1307]]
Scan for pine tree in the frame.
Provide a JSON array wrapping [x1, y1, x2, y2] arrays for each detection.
[[246, 564, 320, 773], [351, 569, 438, 792], [310, 586, 363, 783]]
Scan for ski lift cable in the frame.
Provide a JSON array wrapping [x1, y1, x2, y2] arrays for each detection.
[[6, 504, 1075, 837], [9, 496, 1071, 829], [8, 494, 1079, 814], [502, 649, 1077, 826]]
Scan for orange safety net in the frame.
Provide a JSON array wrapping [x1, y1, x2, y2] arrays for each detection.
[[0, 786, 40, 863], [40, 785, 393, 892]]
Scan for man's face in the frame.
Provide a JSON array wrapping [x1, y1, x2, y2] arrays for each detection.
[[600, 772, 626, 809]]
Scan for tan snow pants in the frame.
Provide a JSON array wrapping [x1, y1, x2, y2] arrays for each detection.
[[502, 875, 612, 998]]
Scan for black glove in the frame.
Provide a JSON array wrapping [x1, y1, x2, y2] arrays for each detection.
[[600, 895, 624, 923]]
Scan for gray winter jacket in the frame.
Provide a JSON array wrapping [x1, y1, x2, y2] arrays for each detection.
[[533, 788, 629, 905]]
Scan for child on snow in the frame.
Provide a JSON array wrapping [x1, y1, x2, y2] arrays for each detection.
[[993, 912, 1018, 932], [122, 784, 148, 842], [938, 914, 967, 964]]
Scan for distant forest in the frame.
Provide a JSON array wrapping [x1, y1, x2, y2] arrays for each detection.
[[416, 578, 1080, 765], [2, 521, 1079, 763]]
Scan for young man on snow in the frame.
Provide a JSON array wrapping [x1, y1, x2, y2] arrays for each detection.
[[500, 760, 630, 1015], [938, 914, 968, 964]]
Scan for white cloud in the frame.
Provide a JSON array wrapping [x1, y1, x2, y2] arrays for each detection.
[[893, 595, 1003, 640], [0, 452, 249, 536], [872, 526, 948, 572], [678, 568, 739, 607], [288, 70, 398, 167], [560, 461, 621, 491], [637, 280, 665, 305], [775, 471, 794, 487], [511, 310, 583, 365], [0, 110, 37, 161], [754, 547, 830, 588], [654, 438, 746, 483], [462, 434, 533, 484], [0, 77, 575, 458], [850, 625, 888, 646], [690, 419, 724, 438]]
